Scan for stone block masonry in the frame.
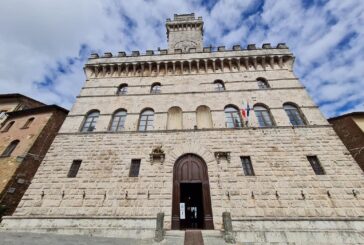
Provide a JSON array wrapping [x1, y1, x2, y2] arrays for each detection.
[[2, 13, 364, 244], [8, 127, 363, 227]]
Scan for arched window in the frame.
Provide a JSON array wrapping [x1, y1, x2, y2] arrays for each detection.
[[138, 109, 154, 131], [81, 110, 100, 132], [151, 83, 161, 94], [22, 117, 35, 129], [224, 105, 243, 128], [1, 140, 19, 157], [196, 105, 213, 129], [214, 80, 225, 91], [254, 105, 274, 127], [1, 121, 14, 132], [167, 107, 183, 130], [117, 84, 128, 95], [257, 77, 270, 89], [283, 103, 306, 126], [109, 109, 127, 131]]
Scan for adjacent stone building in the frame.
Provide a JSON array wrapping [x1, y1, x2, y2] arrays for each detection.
[[329, 112, 364, 172], [0, 94, 68, 217], [2, 14, 364, 244]]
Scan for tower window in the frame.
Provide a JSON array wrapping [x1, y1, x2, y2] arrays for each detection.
[[240, 156, 255, 176], [151, 83, 161, 94], [254, 105, 274, 127], [109, 110, 127, 131], [257, 77, 270, 89], [67, 160, 82, 178], [138, 109, 154, 131], [283, 103, 306, 126], [307, 156, 325, 175], [214, 80, 225, 91], [129, 159, 141, 177], [224, 106, 243, 128], [1, 140, 19, 157], [117, 84, 128, 95], [81, 110, 100, 132]]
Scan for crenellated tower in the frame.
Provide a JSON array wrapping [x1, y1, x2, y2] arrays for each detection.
[[166, 13, 204, 53]]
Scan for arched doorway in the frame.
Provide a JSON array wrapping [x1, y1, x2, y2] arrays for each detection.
[[172, 154, 214, 229]]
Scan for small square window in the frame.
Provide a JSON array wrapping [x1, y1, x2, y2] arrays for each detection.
[[240, 156, 255, 176], [307, 156, 325, 175], [129, 159, 141, 177], [67, 160, 82, 178], [7, 187, 16, 193]]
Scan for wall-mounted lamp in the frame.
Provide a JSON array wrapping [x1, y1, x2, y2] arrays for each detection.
[[275, 191, 279, 199], [251, 191, 255, 199], [327, 190, 331, 198]]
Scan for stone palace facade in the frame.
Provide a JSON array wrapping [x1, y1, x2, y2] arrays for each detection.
[[2, 14, 363, 244]]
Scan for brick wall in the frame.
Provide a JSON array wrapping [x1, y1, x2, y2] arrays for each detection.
[[329, 116, 364, 171], [0, 109, 67, 216]]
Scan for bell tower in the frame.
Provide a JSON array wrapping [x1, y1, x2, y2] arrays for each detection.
[[166, 13, 204, 53]]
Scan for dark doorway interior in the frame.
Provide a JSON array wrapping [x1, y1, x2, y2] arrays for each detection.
[[180, 183, 204, 229]]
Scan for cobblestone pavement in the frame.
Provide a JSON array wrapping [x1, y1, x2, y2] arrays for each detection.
[[0, 232, 154, 245]]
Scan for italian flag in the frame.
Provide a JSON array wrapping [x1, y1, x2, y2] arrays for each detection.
[[241, 101, 247, 119]]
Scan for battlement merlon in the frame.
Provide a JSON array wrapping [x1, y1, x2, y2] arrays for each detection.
[[85, 43, 293, 65]]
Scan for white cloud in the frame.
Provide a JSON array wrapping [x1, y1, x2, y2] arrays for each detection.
[[0, 0, 363, 118]]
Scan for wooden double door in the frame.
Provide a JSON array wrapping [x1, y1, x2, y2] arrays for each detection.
[[172, 154, 214, 229]]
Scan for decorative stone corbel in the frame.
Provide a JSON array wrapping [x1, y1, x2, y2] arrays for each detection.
[[214, 151, 231, 164], [150, 146, 165, 163]]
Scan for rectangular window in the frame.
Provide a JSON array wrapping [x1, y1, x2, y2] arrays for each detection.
[[307, 156, 325, 175], [129, 159, 141, 177], [67, 160, 82, 177], [240, 156, 255, 176]]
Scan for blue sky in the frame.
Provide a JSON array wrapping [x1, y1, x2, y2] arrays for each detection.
[[0, 0, 363, 118]]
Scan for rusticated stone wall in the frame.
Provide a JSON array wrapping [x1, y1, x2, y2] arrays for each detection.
[[13, 126, 364, 229]]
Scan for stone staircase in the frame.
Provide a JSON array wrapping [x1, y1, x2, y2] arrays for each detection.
[[161, 230, 228, 245]]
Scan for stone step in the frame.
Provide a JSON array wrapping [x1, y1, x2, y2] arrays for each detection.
[[184, 230, 204, 245]]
